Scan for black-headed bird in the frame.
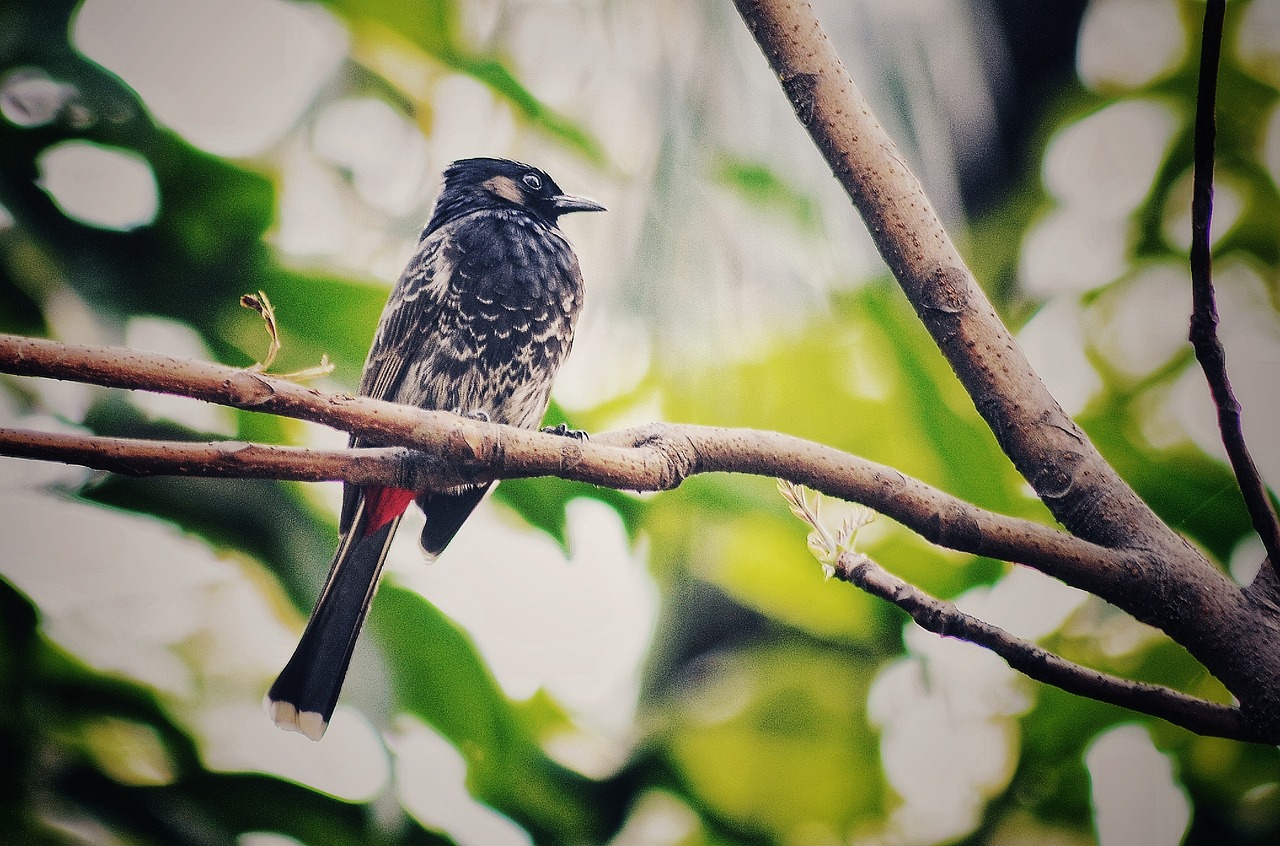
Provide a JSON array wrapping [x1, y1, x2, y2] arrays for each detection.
[[267, 158, 604, 740]]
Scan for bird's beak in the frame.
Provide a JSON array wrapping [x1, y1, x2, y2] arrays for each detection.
[[551, 194, 606, 214]]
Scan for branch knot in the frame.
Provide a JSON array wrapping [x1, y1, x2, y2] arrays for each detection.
[[633, 425, 698, 490], [223, 371, 276, 406]]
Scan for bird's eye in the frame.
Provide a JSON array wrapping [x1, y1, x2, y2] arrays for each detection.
[[522, 173, 543, 191]]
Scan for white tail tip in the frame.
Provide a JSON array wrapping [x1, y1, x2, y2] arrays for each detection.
[[266, 697, 328, 741]]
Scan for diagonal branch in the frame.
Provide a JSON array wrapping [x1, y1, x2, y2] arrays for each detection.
[[832, 551, 1256, 742], [730, 0, 1280, 742], [729, 0, 1180, 556], [1187, 0, 1280, 575]]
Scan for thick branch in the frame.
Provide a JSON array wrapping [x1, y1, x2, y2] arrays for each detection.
[[729, 0, 1177, 555], [8, 431, 1260, 742], [730, 0, 1280, 741], [3, 336, 1277, 740], [833, 551, 1257, 742], [0, 335, 1118, 589], [1188, 0, 1280, 573]]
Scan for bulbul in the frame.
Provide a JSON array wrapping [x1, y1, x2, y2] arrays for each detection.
[[267, 158, 604, 740]]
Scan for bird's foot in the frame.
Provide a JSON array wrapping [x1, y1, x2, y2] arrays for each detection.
[[542, 422, 589, 440], [452, 408, 491, 422]]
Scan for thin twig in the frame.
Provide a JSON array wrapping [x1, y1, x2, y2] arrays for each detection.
[[832, 551, 1257, 742], [1188, 0, 1280, 575], [0, 427, 438, 488], [240, 291, 283, 373]]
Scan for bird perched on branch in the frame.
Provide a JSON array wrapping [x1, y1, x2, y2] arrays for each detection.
[[267, 158, 604, 740]]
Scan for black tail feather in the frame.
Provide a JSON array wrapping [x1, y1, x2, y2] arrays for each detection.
[[267, 503, 399, 740], [417, 484, 491, 556]]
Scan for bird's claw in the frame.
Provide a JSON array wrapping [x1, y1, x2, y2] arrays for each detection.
[[542, 422, 589, 440], [452, 408, 491, 422]]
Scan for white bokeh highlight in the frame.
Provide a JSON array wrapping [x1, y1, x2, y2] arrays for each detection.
[[37, 140, 158, 231], [73, 0, 347, 158], [0, 68, 81, 128], [1236, 0, 1280, 90], [387, 497, 656, 759], [391, 717, 533, 846], [1043, 100, 1177, 217], [1077, 0, 1186, 90], [198, 701, 389, 801], [865, 567, 1087, 844], [0, 490, 390, 801], [2, 492, 231, 696], [273, 136, 356, 260], [312, 98, 433, 217], [606, 790, 700, 846], [1265, 103, 1280, 191], [1089, 262, 1193, 381], [1087, 724, 1191, 846], [1023, 100, 1177, 297], [1018, 297, 1103, 417]]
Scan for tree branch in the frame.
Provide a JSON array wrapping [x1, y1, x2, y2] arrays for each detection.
[[729, 0, 1280, 741], [1188, 0, 1280, 574], [0, 427, 436, 487], [729, 0, 1179, 555], [832, 551, 1256, 742], [1, 328, 1276, 740], [0, 334, 1118, 588], [6, 340, 1265, 738]]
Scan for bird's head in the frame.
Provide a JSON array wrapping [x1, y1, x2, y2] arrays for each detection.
[[436, 158, 605, 226]]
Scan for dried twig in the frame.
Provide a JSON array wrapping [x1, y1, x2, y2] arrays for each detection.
[[780, 480, 1253, 740], [832, 551, 1255, 742], [240, 290, 334, 380], [1187, 0, 1280, 574]]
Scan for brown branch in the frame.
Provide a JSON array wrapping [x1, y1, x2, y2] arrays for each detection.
[[729, 0, 1178, 555], [833, 551, 1257, 742], [15, 425, 1256, 738], [729, 0, 1280, 744], [0, 427, 435, 487], [2, 336, 1277, 740], [1188, 0, 1280, 574], [0, 334, 1118, 589]]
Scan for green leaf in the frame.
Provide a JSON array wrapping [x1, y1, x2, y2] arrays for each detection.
[[665, 644, 883, 840], [370, 584, 606, 845]]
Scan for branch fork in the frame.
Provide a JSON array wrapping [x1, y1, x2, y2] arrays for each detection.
[[1, 0, 1277, 746], [1, 332, 1274, 741]]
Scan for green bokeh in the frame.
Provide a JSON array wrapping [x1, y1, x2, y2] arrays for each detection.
[[2, 0, 1279, 844]]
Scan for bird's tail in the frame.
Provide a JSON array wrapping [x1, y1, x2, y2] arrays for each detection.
[[266, 488, 411, 741]]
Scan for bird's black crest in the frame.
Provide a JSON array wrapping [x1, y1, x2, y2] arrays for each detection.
[[425, 157, 601, 232]]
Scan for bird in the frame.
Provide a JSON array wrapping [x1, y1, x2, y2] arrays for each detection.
[[267, 157, 604, 740]]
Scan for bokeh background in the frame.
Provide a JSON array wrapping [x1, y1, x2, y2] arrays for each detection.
[[2, 0, 1280, 844]]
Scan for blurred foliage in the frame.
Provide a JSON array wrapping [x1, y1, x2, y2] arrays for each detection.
[[2, 1, 1279, 846]]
